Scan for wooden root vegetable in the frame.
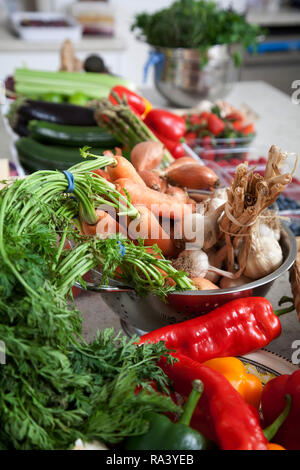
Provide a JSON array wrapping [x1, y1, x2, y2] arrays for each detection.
[[219, 145, 295, 278]]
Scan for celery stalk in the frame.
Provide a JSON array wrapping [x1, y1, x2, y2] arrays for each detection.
[[14, 68, 137, 97]]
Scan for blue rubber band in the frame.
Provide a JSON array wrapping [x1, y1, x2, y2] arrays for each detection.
[[118, 241, 126, 257], [62, 170, 75, 193]]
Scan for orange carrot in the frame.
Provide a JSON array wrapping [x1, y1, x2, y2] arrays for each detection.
[[92, 168, 112, 182], [81, 209, 127, 238], [114, 178, 195, 220], [165, 185, 189, 203], [145, 246, 176, 286], [138, 170, 164, 191], [190, 277, 219, 290], [106, 153, 146, 186], [128, 205, 177, 257]]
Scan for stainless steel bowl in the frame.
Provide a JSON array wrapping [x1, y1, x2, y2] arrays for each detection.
[[152, 45, 240, 108], [82, 224, 297, 336]]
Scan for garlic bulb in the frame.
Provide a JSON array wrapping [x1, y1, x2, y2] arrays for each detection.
[[173, 249, 234, 279], [259, 222, 280, 241], [182, 204, 224, 250], [242, 235, 283, 280], [173, 250, 210, 278], [206, 188, 227, 213]]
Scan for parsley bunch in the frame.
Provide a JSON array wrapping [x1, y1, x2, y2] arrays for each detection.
[[131, 0, 262, 65]]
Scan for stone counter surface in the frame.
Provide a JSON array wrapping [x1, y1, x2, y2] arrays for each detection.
[[1, 81, 300, 362]]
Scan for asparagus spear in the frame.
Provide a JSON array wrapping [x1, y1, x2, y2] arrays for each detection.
[[94, 98, 174, 167]]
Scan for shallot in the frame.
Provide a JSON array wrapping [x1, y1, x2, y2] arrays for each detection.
[[131, 141, 164, 172]]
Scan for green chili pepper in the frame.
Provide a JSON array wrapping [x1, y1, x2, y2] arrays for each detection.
[[125, 379, 214, 450]]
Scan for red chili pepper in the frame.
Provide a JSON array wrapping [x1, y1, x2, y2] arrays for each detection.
[[109, 85, 152, 117], [160, 353, 269, 450], [144, 109, 186, 141], [149, 127, 185, 159], [139, 297, 282, 362], [261, 370, 300, 450], [207, 113, 225, 136]]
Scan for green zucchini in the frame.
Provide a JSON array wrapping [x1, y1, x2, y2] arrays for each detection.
[[28, 120, 120, 147], [16, 137, 111, 172]]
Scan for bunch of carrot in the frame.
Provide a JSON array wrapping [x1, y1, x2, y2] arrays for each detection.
[[79, 142, 221, 292]]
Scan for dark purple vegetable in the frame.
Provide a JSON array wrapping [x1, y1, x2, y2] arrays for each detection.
[[13, 116, 31, 137], [16, 99, 97, 126]]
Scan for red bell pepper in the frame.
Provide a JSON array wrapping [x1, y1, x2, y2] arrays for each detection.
[[207, 113, 225, 136], [261, 370, 300, 450], [160, 353, 269, 450], [149, 127, 185, 159], [139, 297, 282, 362], [109, 85, 152, 117], [144, 109, 186, 141]]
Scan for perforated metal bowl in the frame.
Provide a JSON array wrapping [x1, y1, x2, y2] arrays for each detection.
[[80, 224, 297, 336]]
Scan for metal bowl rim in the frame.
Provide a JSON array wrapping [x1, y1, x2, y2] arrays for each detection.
[[167, 223, 297, 297]]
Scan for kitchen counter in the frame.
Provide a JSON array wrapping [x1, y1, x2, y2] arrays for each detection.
[[0, 22, 127, 79], [1, 80, 300, 363], [0, 22, 126, 52]]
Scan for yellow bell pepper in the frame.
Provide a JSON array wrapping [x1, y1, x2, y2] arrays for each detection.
[[202, 357, 263, 409], [267, 443, 286, 450]]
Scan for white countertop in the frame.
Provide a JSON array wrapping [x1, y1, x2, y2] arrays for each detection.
[[0, 22, 126, 52]]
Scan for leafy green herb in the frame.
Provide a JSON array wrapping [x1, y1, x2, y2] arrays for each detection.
[[131, 0, 263, 65], [0, 156, 192, 450]]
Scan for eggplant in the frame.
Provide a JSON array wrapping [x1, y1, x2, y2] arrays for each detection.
[[16, 99, 97, 126], [12, 116, 30, 137]]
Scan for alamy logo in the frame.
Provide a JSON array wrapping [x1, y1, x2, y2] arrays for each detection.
[[0, 340, 6, 364], [291, 80, 300, 105], [291, 339, 300, 365]]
